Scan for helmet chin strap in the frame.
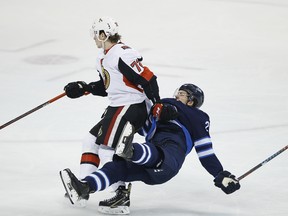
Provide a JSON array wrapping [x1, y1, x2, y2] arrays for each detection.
[[96, 34, 110, 50]]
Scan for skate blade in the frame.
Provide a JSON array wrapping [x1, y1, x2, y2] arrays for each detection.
[[59, 170, 87, 208], [98, 206, 130, 215], [63, 192, 88, 207]]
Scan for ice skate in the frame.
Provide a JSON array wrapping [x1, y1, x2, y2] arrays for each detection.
[[60, 168, 91, 207], [98, 183, 132, 215], [64, 192, 89, 207], [115, 122, 135, 159]]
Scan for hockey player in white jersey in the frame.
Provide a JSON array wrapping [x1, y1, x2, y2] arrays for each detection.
[[63, 16, 160, 214]]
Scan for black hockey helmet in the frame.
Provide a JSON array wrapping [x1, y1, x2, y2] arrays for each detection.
[[179, 83, 204, 108]]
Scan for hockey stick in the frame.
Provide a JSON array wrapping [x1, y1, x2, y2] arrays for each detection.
[[237, 145, 288, 181], [0, 92, 66, 130]]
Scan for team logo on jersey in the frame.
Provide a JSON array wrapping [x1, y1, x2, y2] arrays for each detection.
[[101, 65, 110, 89]]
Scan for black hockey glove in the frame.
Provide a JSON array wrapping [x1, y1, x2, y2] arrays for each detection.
[[64, 81, 89, 98], [214, 170, 240, 194], [142, 75, 160, 104], [152, 103, 178, 121]]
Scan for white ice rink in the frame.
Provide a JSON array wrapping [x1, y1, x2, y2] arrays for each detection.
[[0, 0, 288, 215]]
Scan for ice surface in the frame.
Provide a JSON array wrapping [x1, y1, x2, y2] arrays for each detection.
[[0, 0, 287, 215]]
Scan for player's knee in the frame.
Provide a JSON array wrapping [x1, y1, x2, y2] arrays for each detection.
[[101, 161, 128, 183], [98, 145, 115, 167]]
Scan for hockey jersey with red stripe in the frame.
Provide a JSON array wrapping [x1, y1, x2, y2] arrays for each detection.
[[95, 43, 159, 106]]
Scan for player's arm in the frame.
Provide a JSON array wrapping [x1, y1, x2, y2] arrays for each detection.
[[194, 117, 240, 194], [195, 136, 224, 177], [195, 137, 240, 194], [88, 74, 108, 96], [118, 57, 160, 104]]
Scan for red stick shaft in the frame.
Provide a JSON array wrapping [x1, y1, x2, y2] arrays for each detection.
[[0, 92, 66, 130]]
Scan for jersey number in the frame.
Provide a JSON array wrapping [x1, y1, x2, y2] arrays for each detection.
[[205, 121, 210, 132], [130, 59, 144, 72]]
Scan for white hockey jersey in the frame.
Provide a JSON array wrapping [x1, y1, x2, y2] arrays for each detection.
[[95, 43, 151, 106]]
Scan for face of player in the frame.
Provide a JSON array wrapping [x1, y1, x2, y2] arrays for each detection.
[[175, 90, 194, 106], [94, 35, 103, 48]]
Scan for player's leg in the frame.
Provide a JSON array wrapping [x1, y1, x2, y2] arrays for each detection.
[[60, 153, 174, 203], [60, 159, 149, 214], [62, 123, 101, 206], [117, 130, 187, 184], [96, 102, 148, 214], [96, 106, 127, 186], [115, 121, 163, 167], [95, 105, 132, 213], [79, 132, 100, 179]]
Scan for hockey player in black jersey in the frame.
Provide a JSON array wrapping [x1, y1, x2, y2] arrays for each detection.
[[60, 83, 240, 214]]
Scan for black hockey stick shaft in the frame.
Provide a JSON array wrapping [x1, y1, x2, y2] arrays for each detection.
[[0, 92, 66, 130], [238, 145, 288, 181]]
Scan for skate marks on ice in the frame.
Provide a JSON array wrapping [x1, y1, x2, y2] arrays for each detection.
[[24, 54, 78, 65], [46, 67, 95, 82], [0, 39, 57, 52]]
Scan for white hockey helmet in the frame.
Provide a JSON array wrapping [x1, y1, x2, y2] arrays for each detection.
[[90, 16, 119, 38]]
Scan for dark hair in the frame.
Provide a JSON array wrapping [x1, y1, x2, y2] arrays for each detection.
[[99, 30, 121, 43], [109, 33, 121, 43]]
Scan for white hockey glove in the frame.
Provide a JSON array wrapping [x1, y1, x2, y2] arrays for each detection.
[[214, 170, 240, 194]]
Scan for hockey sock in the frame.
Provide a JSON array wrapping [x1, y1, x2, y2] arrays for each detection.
[[131, 142, 162, 167], [84, 170, 110, 192], [80, 133, 100, 179], [83, 160, 128, 192]]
